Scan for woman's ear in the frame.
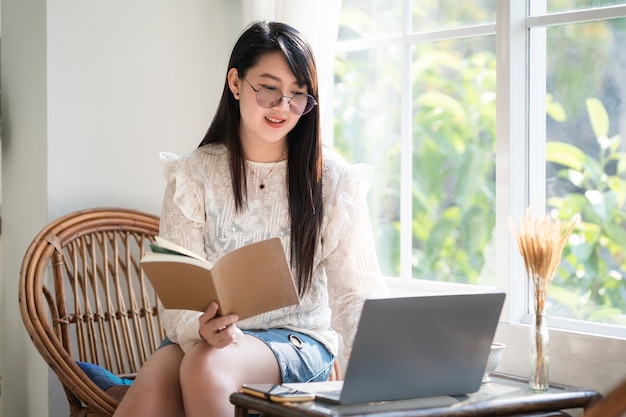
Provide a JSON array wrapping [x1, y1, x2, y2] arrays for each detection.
[[227, 68, 241, 99]]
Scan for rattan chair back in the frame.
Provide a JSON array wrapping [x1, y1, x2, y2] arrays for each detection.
[[19, 208, 163, 417]]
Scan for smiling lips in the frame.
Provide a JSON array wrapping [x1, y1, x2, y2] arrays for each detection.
[[265, 116, 286, 127]]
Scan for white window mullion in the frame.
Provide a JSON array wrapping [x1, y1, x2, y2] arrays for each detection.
[[527, 5, 626, 27], [526, 0, 548, 262], [496, 0, 530, 324], [400, 0, 413, 280], [523, 1, 548, 326]]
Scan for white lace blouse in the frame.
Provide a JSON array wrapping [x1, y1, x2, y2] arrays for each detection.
[[158, 143, 388, 360]]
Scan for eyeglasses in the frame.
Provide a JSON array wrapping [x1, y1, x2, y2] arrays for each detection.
[[243, 78, 317, 116]]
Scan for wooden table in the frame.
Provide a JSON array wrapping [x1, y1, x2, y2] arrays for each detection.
[[230, 373, 601, 417]]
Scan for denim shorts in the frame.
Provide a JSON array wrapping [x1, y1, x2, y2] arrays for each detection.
[[242, 328, 335, 383], [159, 328, 335, 383]]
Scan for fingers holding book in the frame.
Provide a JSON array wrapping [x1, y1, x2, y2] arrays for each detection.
[[199, 301, 240, 348]]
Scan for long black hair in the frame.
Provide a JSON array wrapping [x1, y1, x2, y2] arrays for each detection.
[[198, 21, 323, 297]]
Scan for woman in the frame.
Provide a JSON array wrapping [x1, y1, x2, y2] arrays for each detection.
[[114, 21, 387, 417]]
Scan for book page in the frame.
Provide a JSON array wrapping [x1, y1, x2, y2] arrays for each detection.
[[210, 238, 299, 319], [153, 236, 206, 262], [283, 381, 344, 393]]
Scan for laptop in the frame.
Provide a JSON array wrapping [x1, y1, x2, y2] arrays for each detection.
[[311, 292, 505, 405]]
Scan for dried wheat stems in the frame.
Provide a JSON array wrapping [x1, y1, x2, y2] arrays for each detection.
[[509, 208, 577, 312]]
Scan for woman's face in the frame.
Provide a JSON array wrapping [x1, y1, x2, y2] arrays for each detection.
[[228, 51, 308, 155]]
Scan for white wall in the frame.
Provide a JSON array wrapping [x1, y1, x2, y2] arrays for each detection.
[[1, 0, 49, 415], [46, 1, 239, 214], [1, 1, 241, 416]]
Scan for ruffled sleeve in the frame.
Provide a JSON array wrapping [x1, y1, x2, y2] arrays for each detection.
[[157, 151, 208, 353], [158, 151, 207, 252], [322, 157, 389, 361]]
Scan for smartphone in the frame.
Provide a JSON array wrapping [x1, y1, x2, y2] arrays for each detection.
[[241, 383, 315, 403]]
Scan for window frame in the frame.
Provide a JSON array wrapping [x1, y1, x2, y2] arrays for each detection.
[[525, 3, 626, 338], [334, 0, 626, 343]]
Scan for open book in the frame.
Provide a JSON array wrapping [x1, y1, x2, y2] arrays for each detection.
[[140, 237, 299, 320]]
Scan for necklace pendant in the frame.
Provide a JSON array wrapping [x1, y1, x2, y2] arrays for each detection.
[[259, 184, 265, 189]]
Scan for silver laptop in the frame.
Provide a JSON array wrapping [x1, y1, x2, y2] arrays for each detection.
[[316, 292, 505, 404]]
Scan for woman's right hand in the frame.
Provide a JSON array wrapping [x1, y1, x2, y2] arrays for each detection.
[[197, 301, 240, 348]]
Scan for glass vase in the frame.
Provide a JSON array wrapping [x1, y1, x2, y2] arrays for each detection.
[[529, 310, 549, 391]]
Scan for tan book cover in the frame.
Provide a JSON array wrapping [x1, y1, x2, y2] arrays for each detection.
[[140, 237, 299, 320]]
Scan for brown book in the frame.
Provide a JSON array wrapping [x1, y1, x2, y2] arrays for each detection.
[[140, 237, 299, 320]]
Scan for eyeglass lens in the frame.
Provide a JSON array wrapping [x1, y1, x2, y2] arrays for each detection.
[[255, 86, 316, 115]]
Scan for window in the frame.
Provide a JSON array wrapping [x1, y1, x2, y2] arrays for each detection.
[[334, 1, 626, 336], [528, 3, 626, 332], [335, 0, 496, 285]]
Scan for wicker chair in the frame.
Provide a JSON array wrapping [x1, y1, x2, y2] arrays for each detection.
[[19, 208, 163, 417], [19, 207, 342, 417]]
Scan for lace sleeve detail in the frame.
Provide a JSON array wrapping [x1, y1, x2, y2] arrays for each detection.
[[159, 152, 206, 237], [322, 158, 389, 361], [158, 303, 203, 353], [157, 151, 207, 352]]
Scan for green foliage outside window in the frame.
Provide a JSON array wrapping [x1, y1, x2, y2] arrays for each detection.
[[547, 98, 626, 325], [410, 46, 496, 284], [333, 40, 497, 284], [333, 1, 626, 324]]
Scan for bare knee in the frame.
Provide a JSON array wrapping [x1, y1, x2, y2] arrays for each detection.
[[179, 344, 240, 417], [178, 337, 282, 417]]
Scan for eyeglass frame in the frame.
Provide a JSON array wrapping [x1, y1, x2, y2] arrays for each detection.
[[242, 78, 317, 116]]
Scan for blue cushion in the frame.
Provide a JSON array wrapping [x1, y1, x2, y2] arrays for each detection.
[[76, 361, 134, 391]]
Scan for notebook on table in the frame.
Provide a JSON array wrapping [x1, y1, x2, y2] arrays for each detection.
[[290, 292, 505, 405]]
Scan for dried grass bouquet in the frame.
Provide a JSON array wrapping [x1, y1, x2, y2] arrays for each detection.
[[509, 208, 576, 313], [509, 208, 577, 390]]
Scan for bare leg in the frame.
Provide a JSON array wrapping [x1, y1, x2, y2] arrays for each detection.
[[180, 334, 281, 417], [113, 344, 185, 417]]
